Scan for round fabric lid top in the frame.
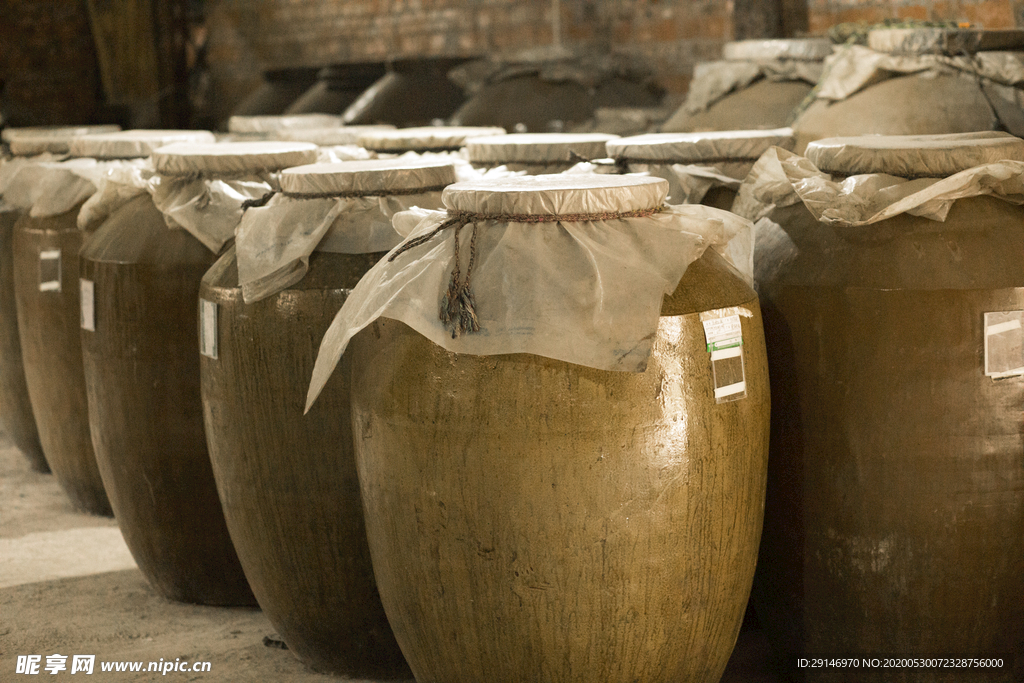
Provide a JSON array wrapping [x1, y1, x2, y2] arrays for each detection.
[[607, 128, 794, 163], [68, 130, 217, 159], [443, 173, 668, 217], [466, 133, 619, 164], [4, 125, 123, 155], [279, 158, 457, 195], [806, 131, 1024, 177], [723, 38, 835, 61], [151, 141, 319, 175], [867, 27, 1024, 55], [359, 126, 508, 151], [227, 114, 344, 133], [275, 125, 396, 146]]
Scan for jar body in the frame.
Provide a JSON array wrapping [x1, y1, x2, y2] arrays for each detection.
[[753, 196, 1024, 682], [662, 79, 812, 133], [792, 73, 1011, 153], [0, 204, 45, 471], [200, 247, 409, 675], [349, 250, 770, 683], [14, 208, 110, 515], [79, 194, 253, 605]]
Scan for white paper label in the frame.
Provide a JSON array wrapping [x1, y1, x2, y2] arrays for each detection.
[[200, 299, 218, 360], [984, 311, 1024, 379], [80, 279, 95, 331], [39, 249, 61, 292], [700, 309, 747, 402]]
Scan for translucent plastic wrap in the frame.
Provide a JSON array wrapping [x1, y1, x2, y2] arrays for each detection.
[[465, 133, 617, 172], [358, 126, 507, 152], [234, 159, 456, 303], [815, 44, 1024, 101], [607, 129, 795, 203], [307, 173, 754, 408], [867, 27, 1024, 56], [683, 40, 829, 115], [148, 141, 319, 252], [733, 136, 1024, 227]]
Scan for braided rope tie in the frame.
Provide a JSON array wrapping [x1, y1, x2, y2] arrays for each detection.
[[239, 184, 449, 211], [388, 205, 666, 338]]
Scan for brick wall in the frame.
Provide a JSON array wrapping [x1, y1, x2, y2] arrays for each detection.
[[807, 0, 1024, 34], [0, 0, 106, 127]]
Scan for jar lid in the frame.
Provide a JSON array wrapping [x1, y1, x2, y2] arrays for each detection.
[[867, 27, 1024, 55], [151, 141, 319, 175], [3, 125, 122, 155], [275, 125, 396, 146], [443, 172, 668, 216], [280, 158, 457, 195], [227, 114, 344, 134], [607, 128, 794, 163], [723, 38, 834, 61], [68, 130, 217, 159], [806, 132, 1024, 177], [358, 126, 507, 152], [465, 133, 618, 165]]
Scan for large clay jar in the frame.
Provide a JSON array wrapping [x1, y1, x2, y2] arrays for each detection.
[[606, 128, 794, 208], [792, 28, 1024, 152], [465, 132, 618, 174], [661, 39, 833, 134], [79, 138, 314, 605], [341, 58, 468, 128], [747, 133, 1024, 682], [335, 174, 771, 682], [0, 126, 121, 472], [201, 158, 455, 675], [284, 63, 387, 115], [229, 68, 319, 118]]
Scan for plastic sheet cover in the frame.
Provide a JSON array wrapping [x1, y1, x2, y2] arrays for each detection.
[[733, 145, 1024, 227], [148, 142, 320, 252], [306, 173, 755, 409], [814, 44, 1024, 101], [0, 157, 144, 219], [867, 27, 1024, 56], [234, 159, 456, 303], [723, 39, 835, 62], [684, 59, 825, 114], [608, 129, 795, 203]]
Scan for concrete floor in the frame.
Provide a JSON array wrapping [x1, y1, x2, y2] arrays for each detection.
[[0, 432, 785, 682]]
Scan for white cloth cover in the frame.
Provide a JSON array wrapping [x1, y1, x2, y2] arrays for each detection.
[[2, 124, 120, 144], [723, 39, 835, 62], [275, 125, 395, 146], [4, 125, 122, 155], [306, 173, 755, 409], [146, 141, 319, 253], [68, 130, 216, 159], [227, 114, 344, 134], [814, 44, 1024, 101], [235, 159, 456, 303], [608, 129, 795, 203], [466, 133, 618, 166], [805, 131, 1024, 176], [358, 126, 508, 152], [733, 143, 1024, 227]]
